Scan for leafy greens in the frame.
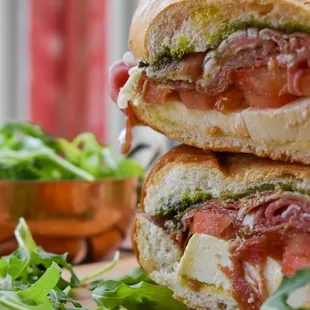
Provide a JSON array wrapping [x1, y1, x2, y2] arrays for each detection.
[[0, 219, 189, 310], [0, 218, 84, 310], [262, 268, 310, 310], [0, 122, 144, 181], [91, 267, 187, 310]]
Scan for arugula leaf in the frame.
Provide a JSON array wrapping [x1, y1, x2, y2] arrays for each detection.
[[0, 219, 82, 310], [92, 280, 187, 310], [117, 267, 154, 286], [0, 263, 60, 310], [0, 122, 144, 181], [15, 218, 37, 252], [261, 268, 310, 310], [87, 265, 152, 291], [19, 263, 61, 304], [0, 258, 8, 278], [0, 290, 55, 310], [81, 252, 120, 285], [49, 289, 86, 310]]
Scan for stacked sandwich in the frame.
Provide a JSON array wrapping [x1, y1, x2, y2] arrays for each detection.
[[109, 0, 310, 309]]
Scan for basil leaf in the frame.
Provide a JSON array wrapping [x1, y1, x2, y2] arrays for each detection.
[[262, 268, 310, 310], [92, 280, 187, 310]]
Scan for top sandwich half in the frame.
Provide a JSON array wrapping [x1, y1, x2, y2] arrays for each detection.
[[110, 0, 310, 164]]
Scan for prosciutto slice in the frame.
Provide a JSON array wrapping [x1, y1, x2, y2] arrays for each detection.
[[162, 192, 310, 310]]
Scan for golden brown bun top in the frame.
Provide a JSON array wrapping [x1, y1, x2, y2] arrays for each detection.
[[129, 0, 310, 63], [140, 145, 310, 213]]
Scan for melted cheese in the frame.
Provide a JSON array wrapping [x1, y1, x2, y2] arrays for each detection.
[[117, 67, 142, 109], [177, 233, 310, 307], [177, 234, 232, 291]]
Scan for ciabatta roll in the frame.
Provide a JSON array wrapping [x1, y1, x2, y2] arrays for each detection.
[[133, 145, 310, 310], [110, 0, 310, 164]]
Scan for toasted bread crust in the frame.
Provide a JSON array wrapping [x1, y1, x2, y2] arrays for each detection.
[[129, 0, 310, 62], [140, 144, 310, 213]]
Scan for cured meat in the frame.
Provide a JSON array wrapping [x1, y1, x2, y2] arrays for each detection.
[[160, 192, 310, 310], [109, 28, 310, 113], [109, 60, 131, 102]]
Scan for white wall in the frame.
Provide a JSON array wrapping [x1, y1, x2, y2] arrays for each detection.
[[0, 0, 29, 124], [0, 0, 174, 157]]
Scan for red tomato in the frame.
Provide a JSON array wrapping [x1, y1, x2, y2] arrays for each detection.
[[300, 69, 310, 97], [109, 60, 130, 102], [215, 88, 246, 113], [245, 93, 297, 109], [143, 80, 172, 105], [179, 90, 215, 110], [191, 211, 236, 240], [282, 233, 310, 276], [234, 67, 287, 96]]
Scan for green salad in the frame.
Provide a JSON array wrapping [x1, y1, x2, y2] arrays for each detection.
[[0, 122, 144, 181], [0, 219, 187, 310]]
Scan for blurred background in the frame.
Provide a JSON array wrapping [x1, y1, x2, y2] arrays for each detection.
[[0, 0, 178, 264], [1, 0, 173, 153]]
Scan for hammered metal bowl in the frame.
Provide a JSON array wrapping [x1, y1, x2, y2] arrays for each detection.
[[0, 177, 138, 264]]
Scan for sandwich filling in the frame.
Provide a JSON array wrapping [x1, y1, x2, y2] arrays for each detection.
[[109, 27, 310, 154], [150, 189, 310, 310]]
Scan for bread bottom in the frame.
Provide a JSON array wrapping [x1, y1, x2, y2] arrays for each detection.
[[131, 99, 310, 165], [133, 214, 238, 310]]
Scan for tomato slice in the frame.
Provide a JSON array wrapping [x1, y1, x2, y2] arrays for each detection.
[[300, 69, 310, 97], [179, 90, 215, 110], [143, 80, 173, 105], [282, 233, 310, 276], [245, 93, 297, 109], [215, 88, 247, 113], [191, 210, 236, 240], [234, 67, 287, 96]]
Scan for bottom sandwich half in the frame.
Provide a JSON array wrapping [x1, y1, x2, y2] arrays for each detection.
[[132, 145, 310, 310]]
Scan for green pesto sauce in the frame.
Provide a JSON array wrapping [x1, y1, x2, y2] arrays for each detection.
[[209, 17, 310, 46], [157, 192, 212, 217], [151, 37, 195, 71], [150, 16, 310, 69], [156, 182, 310, 217], [171, 36, 195, 60]]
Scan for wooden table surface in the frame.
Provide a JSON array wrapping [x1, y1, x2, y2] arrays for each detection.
[[72, 254, 139, 309]]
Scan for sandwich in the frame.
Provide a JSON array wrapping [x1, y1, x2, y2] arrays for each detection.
[[109, 0, 310, 164], [132, 145, 310, 310]]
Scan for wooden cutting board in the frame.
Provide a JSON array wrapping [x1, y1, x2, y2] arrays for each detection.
[[72, 255, 138, 308]]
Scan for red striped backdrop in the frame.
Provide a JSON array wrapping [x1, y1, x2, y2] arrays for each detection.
[[30, 0, 107, 142]]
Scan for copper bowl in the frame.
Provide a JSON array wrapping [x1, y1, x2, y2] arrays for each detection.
[[0, 177, 138, 263]]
